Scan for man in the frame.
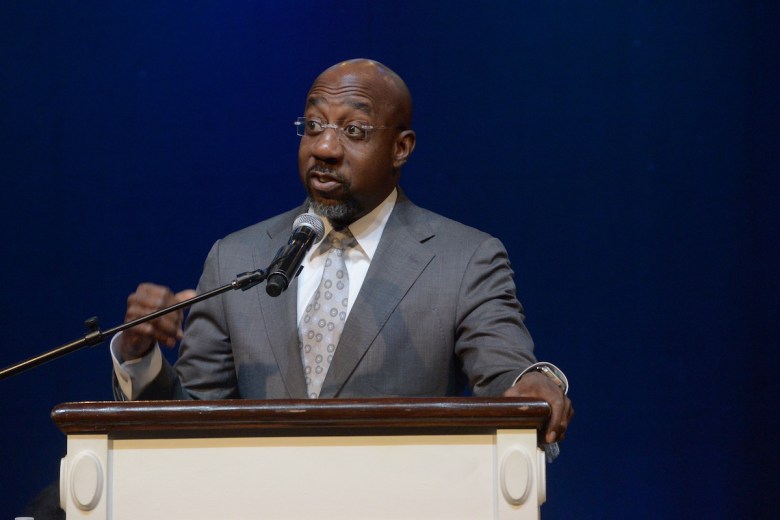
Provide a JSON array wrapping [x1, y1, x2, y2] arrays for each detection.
[[112, 59, 573, 445]]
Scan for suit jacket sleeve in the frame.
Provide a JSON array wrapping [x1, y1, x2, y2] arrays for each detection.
[[453, 235, 537, 396]]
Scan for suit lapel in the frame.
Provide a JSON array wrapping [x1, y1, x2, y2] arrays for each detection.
[[255, 206, 309, 398], [320, 197, 435, 398]]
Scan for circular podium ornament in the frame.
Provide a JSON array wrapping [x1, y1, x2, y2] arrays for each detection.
[[500, 447, 532, 505], [69, 451, 104, 510]]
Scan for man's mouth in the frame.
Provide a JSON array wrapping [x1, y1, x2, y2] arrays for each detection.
[[308, 168, 344, 194]]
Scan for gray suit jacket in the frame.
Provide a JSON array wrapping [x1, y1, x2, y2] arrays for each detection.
[[133, 191, 537, 400]]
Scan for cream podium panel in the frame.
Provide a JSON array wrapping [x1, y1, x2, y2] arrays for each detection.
[[60, 429, 546, 520]]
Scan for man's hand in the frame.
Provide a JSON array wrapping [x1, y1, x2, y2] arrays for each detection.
[[504, 371, 574, 444], [117, 283, 197, 361]]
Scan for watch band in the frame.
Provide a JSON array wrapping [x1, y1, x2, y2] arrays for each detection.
[[518, 362, 569, 395], [534, 365, 566, 392]]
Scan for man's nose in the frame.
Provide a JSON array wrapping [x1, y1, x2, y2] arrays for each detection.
[[311, 127, 343, 160]]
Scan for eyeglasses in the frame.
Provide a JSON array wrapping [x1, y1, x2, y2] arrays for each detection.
[[295, 117, 394, 142]]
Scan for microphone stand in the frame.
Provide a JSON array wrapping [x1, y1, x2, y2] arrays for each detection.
[[0, 268, 269, 381]]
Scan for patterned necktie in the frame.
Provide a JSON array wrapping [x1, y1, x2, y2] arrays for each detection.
[[299, 229, 355, 398]]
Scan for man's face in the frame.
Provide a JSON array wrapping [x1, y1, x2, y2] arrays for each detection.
[[298, 65, 402, 227]]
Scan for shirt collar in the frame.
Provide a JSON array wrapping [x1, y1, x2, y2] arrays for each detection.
[[310, 188, 397, 261]]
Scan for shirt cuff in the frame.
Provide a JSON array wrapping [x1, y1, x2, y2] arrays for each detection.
[[110, 331, 163, 400], [513, 362, 569, 395]]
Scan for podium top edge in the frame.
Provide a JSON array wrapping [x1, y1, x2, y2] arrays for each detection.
[[52, 397, 550, 436]]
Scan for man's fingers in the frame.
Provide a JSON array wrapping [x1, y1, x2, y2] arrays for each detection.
[[545, 397, 565, 443], [502, 371, 573, 445], [175, 289, 198, 303], [120, 283, 193, 360], [546, 396, 573, 444]]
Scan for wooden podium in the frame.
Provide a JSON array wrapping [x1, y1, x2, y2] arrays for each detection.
[[52, 398, 550, 519]]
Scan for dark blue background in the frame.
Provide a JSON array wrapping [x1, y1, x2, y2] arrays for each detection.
[[1, 1, 778, 517]]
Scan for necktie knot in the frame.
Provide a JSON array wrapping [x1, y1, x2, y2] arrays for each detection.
[[326, 229, 356, 252]]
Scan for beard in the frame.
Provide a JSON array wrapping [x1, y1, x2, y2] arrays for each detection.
[[305, 195, 362, 228]]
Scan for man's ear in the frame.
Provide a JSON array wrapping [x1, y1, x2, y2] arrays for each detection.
[[392, 130, 416, 169]]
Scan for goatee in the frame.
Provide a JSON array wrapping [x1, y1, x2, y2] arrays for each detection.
[[305, 196, 362, 228]]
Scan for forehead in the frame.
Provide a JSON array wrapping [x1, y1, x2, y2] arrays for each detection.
[[305, 68, 396, 119]]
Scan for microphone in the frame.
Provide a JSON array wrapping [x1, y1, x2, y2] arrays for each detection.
[[265, 213, 325, 297]]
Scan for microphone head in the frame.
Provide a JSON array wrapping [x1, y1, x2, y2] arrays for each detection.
[[293, 213, 325, 243]]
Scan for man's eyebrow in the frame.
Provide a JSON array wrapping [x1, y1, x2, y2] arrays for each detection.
[[347, 99, 372, 114], [306, 96, 324, 109]]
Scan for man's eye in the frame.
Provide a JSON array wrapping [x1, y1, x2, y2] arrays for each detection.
[[343, 124, 367, 139], [306, 120, 323, 132]]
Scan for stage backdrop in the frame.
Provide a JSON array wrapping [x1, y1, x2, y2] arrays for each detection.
[[1, 2, 777, 518]]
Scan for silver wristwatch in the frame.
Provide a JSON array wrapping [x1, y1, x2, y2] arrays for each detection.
[[518, 362, 569, 395]]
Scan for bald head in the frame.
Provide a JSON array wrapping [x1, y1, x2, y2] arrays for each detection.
[[309, 59, 413, 129]]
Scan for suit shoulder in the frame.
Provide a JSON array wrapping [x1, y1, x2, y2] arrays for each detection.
[[401, 201, 498, 247]]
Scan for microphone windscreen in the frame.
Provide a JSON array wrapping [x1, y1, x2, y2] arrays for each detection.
[[293, 213, 325, 243]]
